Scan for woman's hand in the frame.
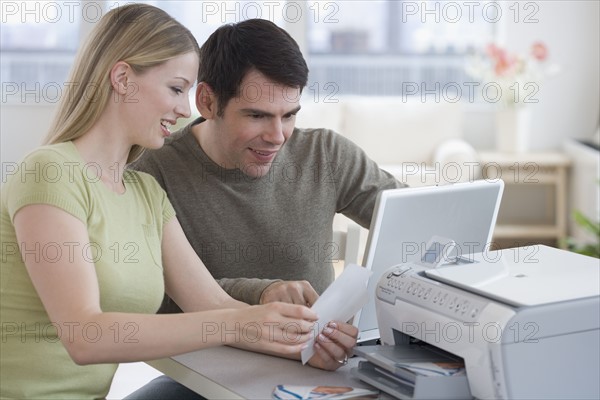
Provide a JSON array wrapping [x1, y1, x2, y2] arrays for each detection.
[[307, 321, 358, 371], [222, 302, 318, 355]]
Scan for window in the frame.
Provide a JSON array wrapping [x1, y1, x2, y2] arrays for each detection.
[[143, 0, 287, 42], [305, 0, 496, 97], [1, 0, 82, 103], [0, 0, 287, 104], [137, 1, 497, 101], [1, 1, 496, 103]]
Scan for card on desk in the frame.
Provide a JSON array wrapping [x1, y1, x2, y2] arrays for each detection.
[[272, 384, 378, 399]]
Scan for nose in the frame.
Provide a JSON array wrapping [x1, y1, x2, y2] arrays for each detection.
[[263, 119, 285, 145], [175, 97, 192, 119]]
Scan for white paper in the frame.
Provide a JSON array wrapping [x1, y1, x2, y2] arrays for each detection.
[[301, 264, 372, 364]]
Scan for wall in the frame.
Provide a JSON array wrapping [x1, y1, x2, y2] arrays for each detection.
[[1, 104, 57, 178], [501, 0, 600, 149]]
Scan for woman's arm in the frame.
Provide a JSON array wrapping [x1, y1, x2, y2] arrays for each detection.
[[159, 216, 246, 312], [159, 219, 361, 370], [13, 204, 317, 365]]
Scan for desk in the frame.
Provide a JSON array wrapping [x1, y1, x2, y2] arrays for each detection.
[[147, 347, 371, 399]]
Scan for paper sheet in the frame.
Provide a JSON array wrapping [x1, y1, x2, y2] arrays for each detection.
[[301, 264, 372, 364]]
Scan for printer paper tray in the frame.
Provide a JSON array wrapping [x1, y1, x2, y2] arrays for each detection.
[[352, 345, 472, 400]]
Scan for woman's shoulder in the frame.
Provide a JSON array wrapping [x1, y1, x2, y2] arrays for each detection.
[[15, 142, 87, 180], [21, 142, 79, 163], [5, 142, 85, 187]]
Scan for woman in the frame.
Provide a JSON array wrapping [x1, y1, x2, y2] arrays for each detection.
[[0, 5, 346, 399]]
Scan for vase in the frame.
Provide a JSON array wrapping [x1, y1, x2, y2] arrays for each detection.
[[495, 106, 532, 153]]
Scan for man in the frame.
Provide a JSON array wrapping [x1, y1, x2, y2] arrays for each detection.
[[132, 18, 404, 358]]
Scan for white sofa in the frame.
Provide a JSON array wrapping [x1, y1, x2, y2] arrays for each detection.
[[296, 96, 480, 188]]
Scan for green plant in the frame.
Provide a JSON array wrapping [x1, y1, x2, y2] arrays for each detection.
[[564, 210, 600, 258]]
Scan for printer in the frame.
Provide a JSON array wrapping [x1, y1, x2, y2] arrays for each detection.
[[353, 245, 600, 399]]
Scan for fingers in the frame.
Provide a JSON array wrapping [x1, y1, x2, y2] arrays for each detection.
[[318, 322, 356, 356], [268, 302, 318, 324], [302, 284, 319, 307], [240, 323, 313, 355], [310, 321, 358, 370], [245, 303, 318, 349], [260, 281, 319, 307], [329, 321, 359, 343], [311, 342, 341, 370]]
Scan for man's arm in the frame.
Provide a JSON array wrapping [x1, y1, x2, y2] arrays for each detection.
[[326, 130, 407, 226], [218, 278, 321, 306], [217, 277, 279, 305]]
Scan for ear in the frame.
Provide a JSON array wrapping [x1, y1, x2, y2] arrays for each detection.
[[110, 61, 131, 95], [196, 82, 218, 119]]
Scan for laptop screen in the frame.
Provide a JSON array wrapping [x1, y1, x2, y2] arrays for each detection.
[[354, 179, 504, 342]]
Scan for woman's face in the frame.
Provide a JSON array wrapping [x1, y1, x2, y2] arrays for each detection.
[[124, 51, 198, 149]]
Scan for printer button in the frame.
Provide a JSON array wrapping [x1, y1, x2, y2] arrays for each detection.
[[439, 294, 447, 305], [449, 298, 456, 309], [461, 302, 470, 314]]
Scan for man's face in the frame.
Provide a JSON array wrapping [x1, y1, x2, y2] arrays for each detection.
[[202, 69, 301, 178]]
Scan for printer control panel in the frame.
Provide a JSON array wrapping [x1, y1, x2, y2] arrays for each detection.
[[376, 264, 488, 323]]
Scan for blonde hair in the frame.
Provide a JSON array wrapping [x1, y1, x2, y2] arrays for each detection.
[[44, 3, 200, 163]]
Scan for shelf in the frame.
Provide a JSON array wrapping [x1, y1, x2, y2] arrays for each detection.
[[493, 225, 559, 239], [479, 151, 571, 167], [481, 151, 571, 248]]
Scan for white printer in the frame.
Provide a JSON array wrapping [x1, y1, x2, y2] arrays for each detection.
[[353, 245, 600, 399]]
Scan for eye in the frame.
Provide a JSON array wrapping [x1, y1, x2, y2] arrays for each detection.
[[284, 112, 298, 120], [249, 113, 264, 119], [171, 87, 183, 95]]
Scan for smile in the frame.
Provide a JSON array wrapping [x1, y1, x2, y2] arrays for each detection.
[[249, 148, 277, 161], [160, 120, 173, 137], [251, 149, 272, 156]]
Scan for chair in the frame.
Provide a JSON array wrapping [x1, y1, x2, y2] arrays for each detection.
[[331, 220, 365, 277]]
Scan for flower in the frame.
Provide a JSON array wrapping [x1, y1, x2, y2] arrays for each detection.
[[465, 42, 559, 107], [531, 42, 548, 61], [486, 43, 521, 77]]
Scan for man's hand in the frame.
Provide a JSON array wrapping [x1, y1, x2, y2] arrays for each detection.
[[308, 321, 358, 371], [259, 280, 319, 306]]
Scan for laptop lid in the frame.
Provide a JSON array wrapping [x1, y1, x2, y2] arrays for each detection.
[[355, 179, 504, 343]]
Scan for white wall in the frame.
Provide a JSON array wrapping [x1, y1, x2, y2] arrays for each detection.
[[502, 0, 600, 149], [1, 104, 57, 176]]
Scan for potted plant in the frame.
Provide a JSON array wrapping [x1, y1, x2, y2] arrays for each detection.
[[565, 210, 600, 258]]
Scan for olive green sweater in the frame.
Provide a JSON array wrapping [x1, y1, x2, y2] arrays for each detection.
[[133, 119, 404, 307]]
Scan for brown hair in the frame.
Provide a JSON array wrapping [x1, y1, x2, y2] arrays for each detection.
[[198, 19, 308, 116]]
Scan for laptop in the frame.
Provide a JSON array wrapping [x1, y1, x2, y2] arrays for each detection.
[[354, 179, 504, 343]]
